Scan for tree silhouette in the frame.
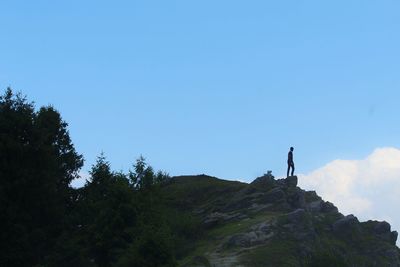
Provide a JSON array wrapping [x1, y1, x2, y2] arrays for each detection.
[[0, 88, 83, 266]]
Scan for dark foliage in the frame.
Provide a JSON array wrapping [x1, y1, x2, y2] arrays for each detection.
[[0, 88, 200, 266], [307, 251, 349, 267], [0, 88, 83, 266]]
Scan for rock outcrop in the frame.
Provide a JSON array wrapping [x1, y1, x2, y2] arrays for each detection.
[[163, 174, 400, 267]]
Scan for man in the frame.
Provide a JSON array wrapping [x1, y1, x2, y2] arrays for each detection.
[[287, 147, 295, 177]]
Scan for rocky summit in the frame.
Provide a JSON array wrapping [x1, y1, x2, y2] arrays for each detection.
[[162, 174, 400, 267]]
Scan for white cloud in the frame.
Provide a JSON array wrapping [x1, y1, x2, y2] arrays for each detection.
[[298, 147, 400, 245]]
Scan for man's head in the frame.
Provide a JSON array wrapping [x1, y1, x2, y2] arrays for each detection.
[[290, 147, 294, 151]]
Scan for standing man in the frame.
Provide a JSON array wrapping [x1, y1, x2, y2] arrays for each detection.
[[287, 147, 295, 177]]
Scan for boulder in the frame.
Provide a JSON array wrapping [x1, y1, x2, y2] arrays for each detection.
[[227, 232, 258, 248], [261, 187, 286, 203], [321, 201, 338, 213], [225, 222, 274, 248], [370, 221, 398, 245], [374, 221, 391, 234], [250, 174, 276, 190], [307, 200, 323, 213], [390, 231, 398, 245], [250, 221, 272, 233], [286, 176, 298, 187], [288, 190, 306, 209], [287, 208, 306, 223], [249, 203, 274, 213], [333, 214, 359, 233], [203, 212, 246, 228], [203, 212, 228, 227], [305, 191, 321, 202], [283, 209, 316, 241]]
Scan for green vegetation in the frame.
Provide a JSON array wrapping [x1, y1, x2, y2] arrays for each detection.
[[0, 88, 83, 266], [306, 250, 348, 267], [239, 240, 299, 267], [0, 89, 200, 267], [161, 175, 246, 212], [209, 213, 273, 238]]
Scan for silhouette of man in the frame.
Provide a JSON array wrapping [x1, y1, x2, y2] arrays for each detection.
[[287, 147, 295, 177]]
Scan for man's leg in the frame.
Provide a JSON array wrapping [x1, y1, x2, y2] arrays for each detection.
[[291, 164, 295, 176], [287, 164, 290, 177]]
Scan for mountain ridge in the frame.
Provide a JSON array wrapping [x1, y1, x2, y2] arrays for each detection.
[[162, 174, 400, 267]]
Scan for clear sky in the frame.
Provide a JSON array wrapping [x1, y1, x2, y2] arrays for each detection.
[[1, 1, 400, 235]]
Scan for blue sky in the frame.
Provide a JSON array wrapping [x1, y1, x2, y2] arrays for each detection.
[[1, 0, 399, 181], [3, 0, 400, 243]]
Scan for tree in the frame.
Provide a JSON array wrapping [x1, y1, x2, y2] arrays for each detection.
[[129, 156, 169, 190], [77, 155, 174, 267], [0, 88, 83, 266], [0, 88, 178, 266]]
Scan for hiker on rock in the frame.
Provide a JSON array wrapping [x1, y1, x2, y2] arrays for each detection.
[[287, 147, 295, 177]]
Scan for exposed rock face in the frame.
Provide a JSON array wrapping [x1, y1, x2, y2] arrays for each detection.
[[287, 190, 305, 209], [371, 221, 399, 245], [250, 173, 275, 189], [375, 221, 391, 234], [285, 175, 298, 187], [225, 224, 274, 248], [333, 214, 360, 233], [307, 200, 323, 212], [321, 201, 338, 213], [203, 212, 247, 228], [165, 174, 400, 267], [261, 187, 285, 203]]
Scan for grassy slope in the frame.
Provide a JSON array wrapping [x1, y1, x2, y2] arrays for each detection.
[[162, 175, 247, 212], [161, 175, 400, 267]]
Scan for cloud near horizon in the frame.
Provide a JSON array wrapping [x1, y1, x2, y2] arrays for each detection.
[[299, 147, 400, 240]]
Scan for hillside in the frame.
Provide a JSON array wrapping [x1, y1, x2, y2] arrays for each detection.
[[162, 174, 400, 267]]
